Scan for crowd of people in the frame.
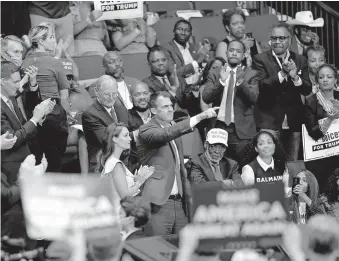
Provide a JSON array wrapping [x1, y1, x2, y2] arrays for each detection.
[[1, 2, 339, 261]]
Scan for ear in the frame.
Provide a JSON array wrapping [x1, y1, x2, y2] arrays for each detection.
[[204, 141, 208, 150], [150, 107, 157, 115], [113, 136, 118, 143], [255, 146, 258, 153]]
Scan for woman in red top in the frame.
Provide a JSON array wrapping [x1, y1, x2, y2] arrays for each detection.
[[22, 24, 71, 172]]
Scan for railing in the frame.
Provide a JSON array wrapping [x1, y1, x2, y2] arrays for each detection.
[[255, 1, 339, 67]]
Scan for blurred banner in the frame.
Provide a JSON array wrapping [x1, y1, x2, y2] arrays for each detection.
[[94, 1, 144, 20], [302, 119, 339, 161], [20, 173, 119, 240], [191, 182, 288, 252]]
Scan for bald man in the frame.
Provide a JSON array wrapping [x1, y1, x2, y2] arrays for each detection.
[[128, 81, 153, 172], [82, 75, 126, 173], [103, 51, 141, 113]]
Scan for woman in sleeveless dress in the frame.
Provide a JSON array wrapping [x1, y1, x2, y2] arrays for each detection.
[[97, 123, 154, 215], [240, 131, 289, 189]]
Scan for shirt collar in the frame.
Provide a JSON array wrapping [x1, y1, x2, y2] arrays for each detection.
[[174, 40, 189, 50], [1, 94, 9, 103], [155, 75, 168, 82], [121, 228, 142, 241], [257, 156, 274, 171], [272, 49, 290, 69], [97, 98, 112, 112]]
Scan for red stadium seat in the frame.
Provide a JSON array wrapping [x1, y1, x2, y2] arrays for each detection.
[[146, 1, 192, 12], [194, 1, 237, 11], [153, 17, 180, 45], [73, 55, 105, 81], [120, 53, 151, 80]]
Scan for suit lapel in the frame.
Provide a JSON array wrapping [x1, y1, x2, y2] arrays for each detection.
[[170, 40, 185, 65], [2, 99, 22, 126], [11, 98, 25, 125], [94, 99, 114, 124], [150, 75, 166, 91], [267, 51, 282, 73], [201, 153, 217, 181]]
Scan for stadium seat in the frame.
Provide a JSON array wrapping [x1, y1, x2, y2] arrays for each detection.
[[146, 1, 192, 12], [120, 53, 151, 80], [193, 1, 237, 12], [190, 16, 225, 49], [73, 55, 105, 81], [245, 14, 280, 45], [153, 17, 180, 45], [182, 128, 204, 159]]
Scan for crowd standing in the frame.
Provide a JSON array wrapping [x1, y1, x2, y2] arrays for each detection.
[[1, 2, 339, 261]]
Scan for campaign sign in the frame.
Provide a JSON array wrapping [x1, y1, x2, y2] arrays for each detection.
[[94, 1, 144, 20], [302, 119, 339, 161], [191, 182, 288, 252], [20, 174, 118, 240]]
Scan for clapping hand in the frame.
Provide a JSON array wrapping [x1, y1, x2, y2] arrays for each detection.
[[54, 38, 70, 59], [330, 98, 339, 111], [146, 12, 160, 26], [288, 59, 298, 79], [196, 42, 210, 64], [1, 131, 17, 150], [25, 65, 38, 86], [327, 110, 339, 120], [89, 10, 103, 23], [310, 32, 320, 46], [219, 64, 230, 82], [134, 165, 155, 185], [167, 64, 180, 92]]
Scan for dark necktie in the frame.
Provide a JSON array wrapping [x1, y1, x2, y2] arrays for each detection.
[[162, 77, 171, 91], [6, 99, 22, 125], [211, 162, 223, 181], [110, 107, 118, 122], [225, 70, 235, 126]]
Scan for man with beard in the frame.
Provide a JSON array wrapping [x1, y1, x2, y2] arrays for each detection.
[[253, 23, 312, 161], [102, 51, 140, 125], [143, 46, 200, 116], [127, 81, 152, 172], [286, 11, 323, 56], [188, 128, 243, 188], [202, 40, 258, 162]]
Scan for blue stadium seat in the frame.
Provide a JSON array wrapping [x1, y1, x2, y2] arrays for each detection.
[[153, 17, 180, 45], [73, 55, 105, 81], [194, 1, 237, 11]]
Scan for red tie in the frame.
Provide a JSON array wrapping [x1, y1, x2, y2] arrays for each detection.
[[225, 70, 235, 125]]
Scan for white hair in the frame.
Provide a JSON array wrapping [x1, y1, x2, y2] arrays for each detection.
[[96, 75, 117, 90]]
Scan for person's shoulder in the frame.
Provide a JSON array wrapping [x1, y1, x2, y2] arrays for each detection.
[[163, 40, 175, 50], [305, 92, 317, 103], [254, 50, 270, 60], [223, 157, 239, 166], [124, 76, 139, 85]]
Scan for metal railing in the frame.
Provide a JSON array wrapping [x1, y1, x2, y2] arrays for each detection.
[[255, 1, 339, 66]]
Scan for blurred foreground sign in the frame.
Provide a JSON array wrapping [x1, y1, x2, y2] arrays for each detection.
[[191, 182, 288, 252], [302, 119, 339, 161], [20, 174, 118, 240], [94, 1, 144, 20]]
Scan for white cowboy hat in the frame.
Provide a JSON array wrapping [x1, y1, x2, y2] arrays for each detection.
[[286, 11, 324, 27]]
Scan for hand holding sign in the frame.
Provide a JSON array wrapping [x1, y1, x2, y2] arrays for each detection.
[[89, 10, 103, 23]]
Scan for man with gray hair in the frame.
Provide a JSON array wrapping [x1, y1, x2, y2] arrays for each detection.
[[82, 75, 126, 172]]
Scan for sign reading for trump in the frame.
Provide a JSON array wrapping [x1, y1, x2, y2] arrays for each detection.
[[94, 1, 144, 20], [302, 119, 339, 161]]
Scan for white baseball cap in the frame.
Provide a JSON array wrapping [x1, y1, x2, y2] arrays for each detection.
[[206, 128, 228, 147]]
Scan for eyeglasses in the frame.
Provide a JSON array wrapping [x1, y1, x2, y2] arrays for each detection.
[[270, 36, 290, 42], [150, 58, 167, 65]]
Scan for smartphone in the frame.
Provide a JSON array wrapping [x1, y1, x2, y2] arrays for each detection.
[[292, 177, 300, 194], [246, 32, 253, 38]]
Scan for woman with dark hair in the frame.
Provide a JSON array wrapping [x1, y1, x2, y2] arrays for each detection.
[[240, 130, 289, 187], [304, 63, 339, 191], [98, 123, 154, 215], [21, 24, 70, 172], [215, 8, 261, 67], [119, 196, 151, 241], [287, 170, 325, 224], [321, 168, 339, 221]]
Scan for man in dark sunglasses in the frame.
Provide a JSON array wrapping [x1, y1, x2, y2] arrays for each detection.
[[252, 23, 312, 162]]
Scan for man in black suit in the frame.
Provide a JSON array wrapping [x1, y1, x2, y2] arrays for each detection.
[[82, 75, 126, 173], [128, 81, 152, 172], [1, 62, 54, 184], [202, 40, 258, 162], [143, 46, 200, 116], [253, 23, 312, 161]]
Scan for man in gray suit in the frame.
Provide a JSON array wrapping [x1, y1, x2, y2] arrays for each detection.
[[136, 91, 218, 236]]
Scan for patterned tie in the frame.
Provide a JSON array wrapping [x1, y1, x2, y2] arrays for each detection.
[[211, 162, 224, 181], [6, 99, 22, 124], [225, 70, 235, 125], [110, 107, 118, 122]]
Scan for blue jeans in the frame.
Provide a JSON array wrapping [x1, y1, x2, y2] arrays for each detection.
[[261, 129, 301, 161], [145, 198, 188, 236]]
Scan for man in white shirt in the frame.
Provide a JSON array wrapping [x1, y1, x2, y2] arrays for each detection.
[[202, 40, 258, 162]]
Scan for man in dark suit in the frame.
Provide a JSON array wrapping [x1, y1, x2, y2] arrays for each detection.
[[82, 75, 126, 173], [127, 81, 152, 172], [253, 23, 312, 161], [143, 46, 200, 116], [1, 62, 54, 184], [136, 91, 219, 236], [202, 40, 258, 162], [188, 128, 244, 188], [103, 51, 141, 124], [163, 19, 209, 81]]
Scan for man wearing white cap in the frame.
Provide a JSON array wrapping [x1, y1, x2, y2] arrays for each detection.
[[286, 11, 324, 56], [189, 128, 243, 188]]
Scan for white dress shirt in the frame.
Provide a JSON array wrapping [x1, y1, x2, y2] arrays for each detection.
[[98, 99, 118, 120], [173, 40, 200, 85], [117, 81, 133, 110], [217, 66, 238, 123]]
